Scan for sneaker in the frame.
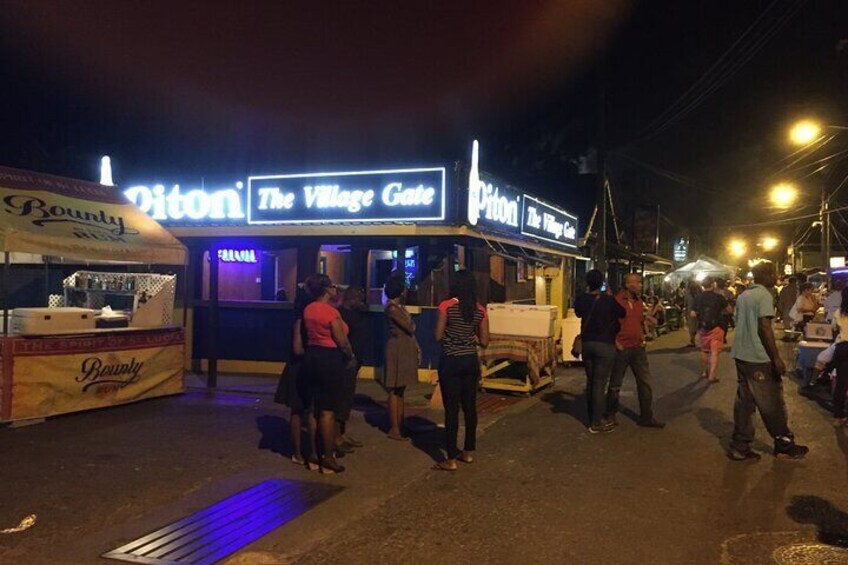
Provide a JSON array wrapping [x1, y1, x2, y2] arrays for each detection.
[[774, 437, 809, 460], [638, 417, 666, 429], [588, 421, 616, 434], [343, 436, 364, 448], [727, 447, 761, 462]]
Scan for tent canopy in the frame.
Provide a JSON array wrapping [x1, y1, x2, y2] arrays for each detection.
[[668, 256, 736, 282], [0, 166, 186, 265]]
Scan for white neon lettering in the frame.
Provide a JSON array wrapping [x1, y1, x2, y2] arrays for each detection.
[[542, 213, 563, 239], [527, 205, 576, 241], [303, 185, 375, 213], [184, 189, 211, 220], [526, 206, 542, 229], [123, 183, 246, 221], [382, 183, 435, 207], [467, 140, 519, 227], [152, 184, 167, 220], [257, 187, 295, 210]]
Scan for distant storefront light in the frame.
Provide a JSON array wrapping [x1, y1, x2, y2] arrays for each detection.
[[673, 238, 688, 262]]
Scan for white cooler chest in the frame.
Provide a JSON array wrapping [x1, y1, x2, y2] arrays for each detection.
[[486, 304, 558, 338], [11, 307, 97, 335]]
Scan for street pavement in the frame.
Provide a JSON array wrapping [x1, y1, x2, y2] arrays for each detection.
[[1, 328, 847, 564]]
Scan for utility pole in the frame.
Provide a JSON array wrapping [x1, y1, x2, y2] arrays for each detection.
[[596, 64, 608, 277], [823, 184, 831, 286]]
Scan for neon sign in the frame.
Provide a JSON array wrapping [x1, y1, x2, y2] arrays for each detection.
[[467, 140, 521, 230], [248, 168, 445, 224], [217, 249, 258, 263], [123, 182, 246, 222], [521, 196, 578, 248], [466, 141, 578, 247]]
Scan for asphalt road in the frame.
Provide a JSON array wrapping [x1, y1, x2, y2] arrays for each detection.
[[1, 329, 847, 565], [291, 330, 848, 565]]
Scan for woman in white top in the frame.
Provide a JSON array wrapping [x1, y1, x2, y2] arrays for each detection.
[[790, 282, 820, 326], [809, 287, 848, 387]]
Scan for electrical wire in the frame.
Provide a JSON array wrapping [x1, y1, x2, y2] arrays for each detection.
[[632, 0, 806, 144], [611, 151, 730, 196], [694, 203, 848, 230], [827, 171, 848, 203]]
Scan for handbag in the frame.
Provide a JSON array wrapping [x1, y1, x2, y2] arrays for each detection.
[[571, 295, 600, 358]]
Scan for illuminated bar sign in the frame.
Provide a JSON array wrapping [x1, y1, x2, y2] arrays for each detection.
[[521, 196, 578, 248], [123, 181, 246, 225], [467, 140, 521, 235], [467, 141, 578, 248], [248, 168, 446, 224]]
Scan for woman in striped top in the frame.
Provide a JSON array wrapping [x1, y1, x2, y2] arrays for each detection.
[[434, 270, 489, 471]]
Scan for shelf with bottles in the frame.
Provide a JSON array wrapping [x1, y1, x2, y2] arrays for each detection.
[[61, 271, 177, 327]]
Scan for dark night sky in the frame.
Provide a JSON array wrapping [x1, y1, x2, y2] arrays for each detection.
[[0, 0, 845, 256]]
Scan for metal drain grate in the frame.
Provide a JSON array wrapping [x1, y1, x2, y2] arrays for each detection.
[[103, 479, 342, 565]]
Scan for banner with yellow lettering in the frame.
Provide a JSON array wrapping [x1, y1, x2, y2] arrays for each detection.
[[3, 329, 184, 422]]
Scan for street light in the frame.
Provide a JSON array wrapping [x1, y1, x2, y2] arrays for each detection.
[[769, 182, 798, 208], [728, 238, 747, 258], [788, 120, 823, 146], [761, 237, 779, 251]]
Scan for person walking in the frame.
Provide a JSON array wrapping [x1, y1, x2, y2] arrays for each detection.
[[693, 278, 732, 383], [380, 276, 421, 441], [684, 281, 702, 347], [605, 273, 665, 428], [337, 287, 367, 452], [728, 261, 808, 461], [777, 276, 798, 332], [433, 270, 489, 471], [274, 285, 318, 470], [574, 269, 626, 434], [302, 274, 355, 474]]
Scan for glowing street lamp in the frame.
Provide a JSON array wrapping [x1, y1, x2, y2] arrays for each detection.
[[760, 237, 779, 252], [788, 120, 822, 146], [769, 182, 798, 208], [728, 238, 747, 258]]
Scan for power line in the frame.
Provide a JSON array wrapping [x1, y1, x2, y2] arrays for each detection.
[[693, 203, 848, 230], [631, 0, 806, 145], [611, 151, 730, 196]]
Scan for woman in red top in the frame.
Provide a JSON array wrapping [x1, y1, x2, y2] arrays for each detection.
[[303, 274, 354, 474]]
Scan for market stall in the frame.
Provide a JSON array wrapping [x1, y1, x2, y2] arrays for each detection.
[[0, 166, 187, 423], [664, 256, 737, 288]]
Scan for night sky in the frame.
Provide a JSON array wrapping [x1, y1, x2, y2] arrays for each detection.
[[1, 1, 845, 258]]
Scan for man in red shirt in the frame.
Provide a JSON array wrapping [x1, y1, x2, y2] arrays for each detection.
[[605, 273, 665, 428]]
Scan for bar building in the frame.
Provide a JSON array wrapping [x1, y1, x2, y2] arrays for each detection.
[[123, 142, 584, 382]]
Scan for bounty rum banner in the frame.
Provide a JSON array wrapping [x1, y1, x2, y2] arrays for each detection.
[[4, 329, 185, 421], [0, 165, 186, 265]]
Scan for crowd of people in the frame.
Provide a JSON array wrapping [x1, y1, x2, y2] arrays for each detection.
[[574, 261, 814, 460], [274, 269, 488, 474], [273, 257, 840, 473]]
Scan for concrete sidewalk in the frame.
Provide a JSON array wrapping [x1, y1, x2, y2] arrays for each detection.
[[0, 365, 542, 564]]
